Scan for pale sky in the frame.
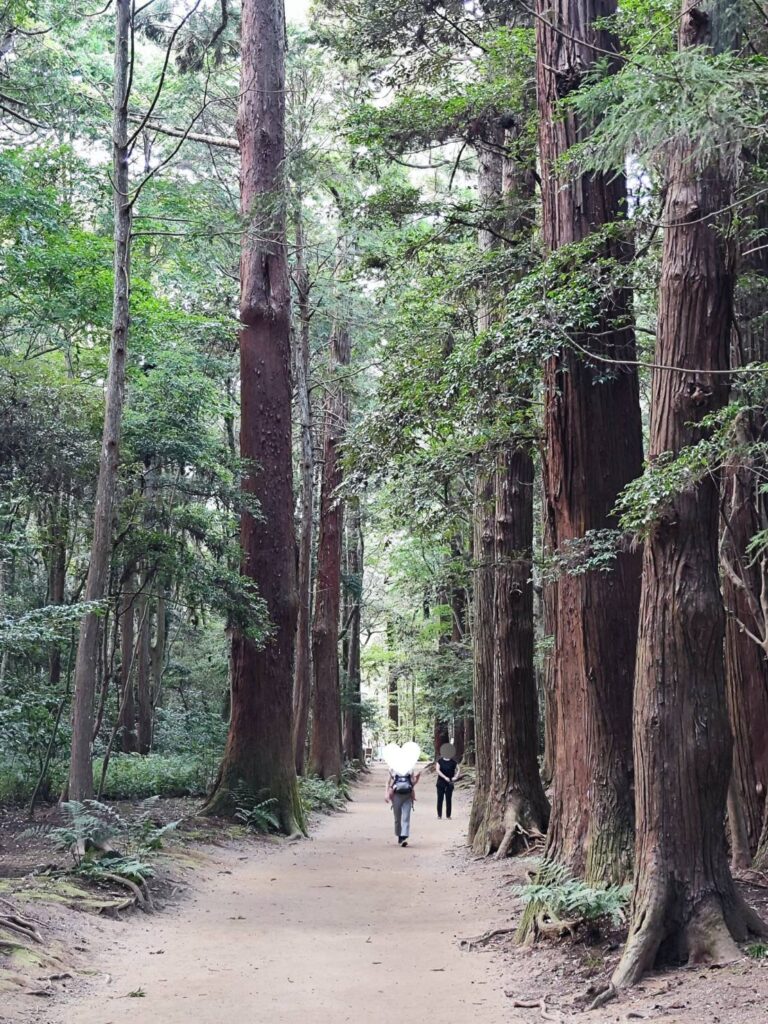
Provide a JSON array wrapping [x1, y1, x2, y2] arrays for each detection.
[[285, 0, 310, 24]]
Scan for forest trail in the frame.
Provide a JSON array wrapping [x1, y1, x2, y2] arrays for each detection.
[[49, 768, 510, 1024]]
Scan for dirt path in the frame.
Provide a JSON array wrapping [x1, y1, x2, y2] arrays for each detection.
[[47, 767, 509, 1023]]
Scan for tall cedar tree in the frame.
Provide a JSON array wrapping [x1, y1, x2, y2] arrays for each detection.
[[609, 1, 768, 993], [468, 132, 504, 851], [536, 0, 643, 882], [342, 500, 364, 763], [67, 0, 132, 801], [309, 325, 351, 781], [722, 200, 768, 868], [204, 0, 304, 831], [292, 207, 315, 775]]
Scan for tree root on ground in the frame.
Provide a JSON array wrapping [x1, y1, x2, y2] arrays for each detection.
[[0, 900, 43, 945], [495, 823, 546, 861], [459, 926, 518, 951], [506, 996, 568, 1022], [101, 874, 152, 913]]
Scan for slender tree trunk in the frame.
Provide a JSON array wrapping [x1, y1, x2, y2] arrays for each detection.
[[342, 500, 364, 764], [67, 0, 132, 801], [611, 4, 767, 990], [292, 206, 315, 776], [136, 578, 152, 754], [386, 619, 399, 736], [150, 588, 166, 705], [203, 0, 303, 832], [119, 568, 137, 753], [463, 714, 475, 766], [479, 449, 550, 856], [536, 0, 643, 883], [47, 493, 67, 691], [309, 326, 350, 781]]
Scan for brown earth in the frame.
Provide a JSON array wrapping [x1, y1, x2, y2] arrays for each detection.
[[2, 767, 768, 1023]]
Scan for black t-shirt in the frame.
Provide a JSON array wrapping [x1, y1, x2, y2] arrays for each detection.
[[437, 757, 457, 782]]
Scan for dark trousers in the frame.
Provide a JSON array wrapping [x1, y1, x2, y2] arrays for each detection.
[[437, 779, 453, 818]]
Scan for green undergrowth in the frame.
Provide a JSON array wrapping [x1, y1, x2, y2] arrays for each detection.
[[513, 860, 631, 944], [0, 752, 217, 805]]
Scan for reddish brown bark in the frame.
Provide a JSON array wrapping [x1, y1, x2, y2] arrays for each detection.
[[309, 326, 350, 781], [610, 5, 767, 990], [722, 202, 768, 868], [476, 450, 550, 857], [203, 0, 303, 831], [342, 501, 364, 765], [536, 0, 643, 883], [468, 469, 495, 848], [292, 206, 314, 776]]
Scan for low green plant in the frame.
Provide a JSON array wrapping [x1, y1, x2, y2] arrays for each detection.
[[77, 854, 155, 885], [298, 775, 347, 813], [48, 798, 179, 865], [746, 942, 768, 959], [235, 798, 281, 834], [513, 861, 631, 943]]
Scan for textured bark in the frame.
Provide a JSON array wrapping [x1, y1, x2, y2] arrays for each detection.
[[477, 450, 550, 856], [463, 714, 475, 766], [468, 134, 505, 850], [68, 0, 133, 801], [203, 0, 303, 832], [118, 570, 137, 753], [342, 501, 364, 764], [611, 5, 767, 990], [468, 469, 496, 848], [722, 199, 768, 867], [536, 0, 643, 883], [292, 207, 314, 776], [309, 326, 350, 781]]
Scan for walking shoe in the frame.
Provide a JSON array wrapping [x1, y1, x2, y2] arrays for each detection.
[[401, 839, 408, 847]]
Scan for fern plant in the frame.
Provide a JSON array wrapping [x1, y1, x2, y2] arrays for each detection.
[[235, 798, 281, 834], [513, 860, 630, 943]]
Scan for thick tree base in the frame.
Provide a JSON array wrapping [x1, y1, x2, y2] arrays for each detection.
[[607, 887, 767, 996], [201, 762, 306, 837], [471, 794, 549, 859]]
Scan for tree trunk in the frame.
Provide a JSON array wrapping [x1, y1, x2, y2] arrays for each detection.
[[468, 469, 496, 849], [479, 449, 550, 856], [136, 578, 152, 754], [292, 206, 315, 776], [386, 619, 399, 736], [309, 325, 350, 781], [342, 500, 364, 764], [150, 588, 166, 706], [611, 4, 767, 990], [203, 0, 303, 832], [47, 493, 68, 692], [536, 0, 643, 883], [722, 196, 768, 868], [67, 0, 132, 801], [119, 569, 137, 753], [463, 714, 475, 766]]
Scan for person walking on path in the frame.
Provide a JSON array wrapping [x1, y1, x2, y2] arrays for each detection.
[[385, 766, 420, 846], [436, 742, 460, 819]]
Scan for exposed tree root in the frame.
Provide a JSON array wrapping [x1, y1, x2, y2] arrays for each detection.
[[101, 874, 151, 912], [459, 926, 518, 951], [587, 982, 617, 1011], [0, 901, 43, 945], [506, 996, 567, 1022], [495, 822, 546, 861]]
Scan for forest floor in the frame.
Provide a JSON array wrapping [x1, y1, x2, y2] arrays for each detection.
[[1, 768, 767, 1023]]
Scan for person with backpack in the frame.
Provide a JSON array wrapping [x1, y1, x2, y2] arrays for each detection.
[[385, 765, 421, 847], [435, 742, 460, 819]]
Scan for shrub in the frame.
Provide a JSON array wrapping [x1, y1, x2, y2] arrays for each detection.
[[513, 861, 631, 943], [298, 775, 347, 813]]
